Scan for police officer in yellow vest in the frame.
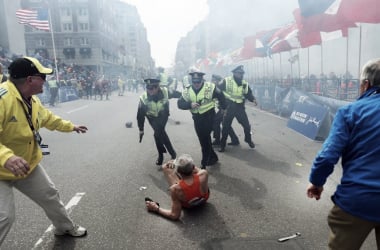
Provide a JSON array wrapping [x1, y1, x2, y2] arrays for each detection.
[[137, 78, 181, 166], [219, 65, 257, 152], [47, 75, 58, 106], [211, 74, 239, 146], [177, 71, 227, 169]]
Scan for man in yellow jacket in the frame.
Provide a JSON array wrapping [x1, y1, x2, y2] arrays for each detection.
[[0, 57, 88, 245]]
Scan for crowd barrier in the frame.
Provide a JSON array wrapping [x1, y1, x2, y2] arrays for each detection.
[[251, 85, 351, 141], [38, 86, 79, 105]]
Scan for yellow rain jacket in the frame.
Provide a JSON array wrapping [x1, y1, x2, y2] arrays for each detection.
[[0, 80, 74, 180]]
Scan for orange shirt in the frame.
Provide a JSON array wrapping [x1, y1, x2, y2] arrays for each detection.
[[178, 174, 209, 208]]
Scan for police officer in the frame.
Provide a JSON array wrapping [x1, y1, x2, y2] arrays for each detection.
[[219, 65, 257, 152], [47, 75, 58, 106], [137, 78, 181, 166], [177, 71, 226, 169], [211, 74, 239, 146]]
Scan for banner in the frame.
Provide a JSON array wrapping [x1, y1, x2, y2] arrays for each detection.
[[287, 102, 328, 140]]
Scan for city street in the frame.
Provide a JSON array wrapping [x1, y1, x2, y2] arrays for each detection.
[[1, 90, 376, 250]]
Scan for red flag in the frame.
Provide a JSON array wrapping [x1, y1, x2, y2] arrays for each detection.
[[240, 29, 279, 59], [294, 0, 356, 36], [240, 35, 257, 60], [338, 0, 380, 24], [297, 27, 349, 47], [268, 23, 301, 54], [16, 8, 50, 31]]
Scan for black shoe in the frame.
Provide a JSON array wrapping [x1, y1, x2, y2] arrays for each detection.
[[247, 141, 255, 148], [212, 140, 220, 146], [228, 141, 240, 146], [201, 165, 206, 169], [170, 151, 177, 159], [219, 146, 225, 152], [156, 154, 163, 165]]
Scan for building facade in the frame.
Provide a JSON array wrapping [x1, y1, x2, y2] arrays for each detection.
[[14, 0, 154, 77]]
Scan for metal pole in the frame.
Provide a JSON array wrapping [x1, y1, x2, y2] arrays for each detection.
[[47, 6, 59, 81], [358, 25, 362, 78]]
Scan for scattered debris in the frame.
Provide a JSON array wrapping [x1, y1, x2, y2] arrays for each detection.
[[278, 232, 301, 242]]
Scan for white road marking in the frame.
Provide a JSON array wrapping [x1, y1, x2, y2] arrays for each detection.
[[32, 192, 86, 249], [66, 105, 88, 114]]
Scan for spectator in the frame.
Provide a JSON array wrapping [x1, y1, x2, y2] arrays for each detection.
[[307, 58, 380, 249]]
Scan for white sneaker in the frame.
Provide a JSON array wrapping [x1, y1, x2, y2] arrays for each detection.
[[54, 224, 87, 237]]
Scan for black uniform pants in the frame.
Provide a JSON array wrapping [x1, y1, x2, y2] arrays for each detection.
[[148, 116, 175, 156], [213, 109, 239, 143], [221, 102, 252, 145], [193, 110, 218, 166]]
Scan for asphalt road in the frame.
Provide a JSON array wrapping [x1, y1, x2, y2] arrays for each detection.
[[1, 90, 376, 250]]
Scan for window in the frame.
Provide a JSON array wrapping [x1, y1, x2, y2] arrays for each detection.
[[64, 38, 73, 46], [78, 8, 88, 16], [80, 37, 89, 45], [61, 8, 72, 17], [62, 23, 72, 31], [37, 39, 46, 46], [78, 23, 89, 31]]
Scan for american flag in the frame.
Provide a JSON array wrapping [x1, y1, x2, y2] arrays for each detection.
[[16, 8, 50, 31]]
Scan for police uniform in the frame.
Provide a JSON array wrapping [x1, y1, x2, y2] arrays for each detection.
[[137, 78, 181, 165], [177, 72, 227, 168], [47, 76, 58, 106], [211, 74, 239, 146], [219, 65, 256, 152]]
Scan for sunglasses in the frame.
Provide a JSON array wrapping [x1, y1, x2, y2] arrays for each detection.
[[192, 81, 202, 84], [146, 85, 158, 90]]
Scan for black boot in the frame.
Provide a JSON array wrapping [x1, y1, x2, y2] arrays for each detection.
[[212, 139, 220, 146], [219, 141, 226, 152], [170, 151, 177, 160], [156, 153, 163, 165], [246, 140, 255, 148]]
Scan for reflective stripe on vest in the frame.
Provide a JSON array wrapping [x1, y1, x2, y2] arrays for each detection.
[[140, 87, 168, 117], [223, 76, 248, 103], [183, 82, 215, 114]]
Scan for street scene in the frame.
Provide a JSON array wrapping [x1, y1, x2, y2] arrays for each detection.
[[1, 0, 380, 249], [0, 92, 374, 250]]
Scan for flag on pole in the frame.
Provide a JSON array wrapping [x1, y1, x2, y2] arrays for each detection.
[[16, 8, 50, 31]]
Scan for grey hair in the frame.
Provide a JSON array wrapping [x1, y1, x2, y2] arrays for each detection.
[[175, 154, 194, 176], [360, 58, 380, 87]]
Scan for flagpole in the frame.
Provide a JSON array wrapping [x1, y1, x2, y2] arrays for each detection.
[[307, 47, 310, 89], [47, 6, 59, 82], [357, 24, 362, 79], [279, 52, 283, 85], [320, 44, 324, 76]]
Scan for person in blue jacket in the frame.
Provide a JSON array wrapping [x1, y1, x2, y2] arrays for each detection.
[[307, 58, 380, 250]]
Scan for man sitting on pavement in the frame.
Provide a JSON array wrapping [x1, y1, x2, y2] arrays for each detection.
[[145, 154, 210, 220]]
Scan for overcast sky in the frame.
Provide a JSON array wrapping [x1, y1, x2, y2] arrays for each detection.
[[122, 0, 209, 68]]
